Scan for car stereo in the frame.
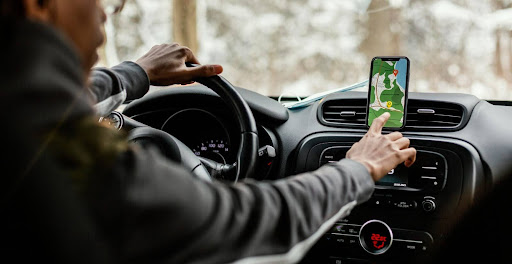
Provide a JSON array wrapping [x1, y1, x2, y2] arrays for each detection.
[[319, 147, 448, 192], [296, 133, 483, 263]]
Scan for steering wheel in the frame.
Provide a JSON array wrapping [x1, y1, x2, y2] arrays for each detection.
[[127, 65, 259, 182]]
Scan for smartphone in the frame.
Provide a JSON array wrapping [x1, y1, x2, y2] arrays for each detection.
[[366, 56, 410, 130]]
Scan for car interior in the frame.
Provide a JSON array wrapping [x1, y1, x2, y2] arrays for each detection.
[[105, 72, 512, 263], [3, 1, 512, 263], [4, 73, 511, 263]]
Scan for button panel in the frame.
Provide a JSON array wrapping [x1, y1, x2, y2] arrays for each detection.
[[325, 220, 434, 258], [367, 197, 418, 211], [331, 223, 362, 235]]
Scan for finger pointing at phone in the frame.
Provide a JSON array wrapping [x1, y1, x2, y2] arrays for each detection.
[[346, 112, 417, 182]]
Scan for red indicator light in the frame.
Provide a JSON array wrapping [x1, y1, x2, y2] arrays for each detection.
[[371, 233, 387, 249]]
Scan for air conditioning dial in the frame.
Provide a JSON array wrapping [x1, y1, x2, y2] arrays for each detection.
[[359, 220, 393, 255]]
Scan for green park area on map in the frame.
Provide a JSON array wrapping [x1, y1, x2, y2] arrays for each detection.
[[368, 59, 405, 128]]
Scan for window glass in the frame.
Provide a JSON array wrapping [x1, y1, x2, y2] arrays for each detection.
[[99, 0, 512, 100]]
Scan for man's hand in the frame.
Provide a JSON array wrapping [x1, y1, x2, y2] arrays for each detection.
[[135, 43, 223, 86], [346, 112, 416, 182]]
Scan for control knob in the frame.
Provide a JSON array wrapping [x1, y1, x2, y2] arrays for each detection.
[[422, 199, 436, 212]]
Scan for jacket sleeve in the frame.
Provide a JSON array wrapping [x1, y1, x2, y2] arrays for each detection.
[[89, 61, 150, 116], [88, 145, 374, 264]]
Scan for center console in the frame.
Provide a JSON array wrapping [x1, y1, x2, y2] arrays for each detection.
[[295, 133, 484, 263]]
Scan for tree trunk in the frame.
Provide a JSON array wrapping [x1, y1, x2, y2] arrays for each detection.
[[173, 0, 198, 53], [495, 30, 503, 77], [359, 0, 401, 58]]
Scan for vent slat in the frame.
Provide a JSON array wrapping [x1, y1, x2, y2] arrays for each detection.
[[407, 113, 462, 119], [325, 106, 366, 109], [325, 118, 366, 122], [321, 99, 366, 126], [321, 99, 464, 130], [407, 120, 460, 126], [323, 113, 366, 116], [408, 107, 461, 112], [323, 111, 364, 115]]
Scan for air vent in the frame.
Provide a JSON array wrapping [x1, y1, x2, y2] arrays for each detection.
[[320, 99, 367, 127], [319, 98, 466, 131], [406, 100, 464, 129]]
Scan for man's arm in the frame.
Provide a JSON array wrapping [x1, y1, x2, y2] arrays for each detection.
[[87, 113, 415, 264], [90, 44, 223, 116], [93, 145, 373, 264], [90, 62, 150, 116]]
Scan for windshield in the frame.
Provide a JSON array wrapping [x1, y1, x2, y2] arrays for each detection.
[[97, 0, 512, 100]]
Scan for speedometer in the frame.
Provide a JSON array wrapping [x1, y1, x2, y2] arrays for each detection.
[[192, 139, 230, 164]]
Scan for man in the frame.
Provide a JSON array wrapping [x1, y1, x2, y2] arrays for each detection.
[[1, 0, 416, 263]]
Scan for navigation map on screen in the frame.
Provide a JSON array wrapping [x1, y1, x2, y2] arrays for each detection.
[[368, 58, 408, 128]]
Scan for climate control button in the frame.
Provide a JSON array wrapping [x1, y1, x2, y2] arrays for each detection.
[[359, 220, 393, 255]]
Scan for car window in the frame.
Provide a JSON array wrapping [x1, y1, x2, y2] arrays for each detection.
[[97, 0, 512, 100]]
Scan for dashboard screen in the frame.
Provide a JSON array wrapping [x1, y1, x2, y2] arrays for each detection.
[[377, 165, 408, 187]]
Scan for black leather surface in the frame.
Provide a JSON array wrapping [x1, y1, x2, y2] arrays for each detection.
[[195, 75, 258, 134], [194, 74, 259, 180]]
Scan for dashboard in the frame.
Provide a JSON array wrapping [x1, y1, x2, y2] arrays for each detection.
[[122, 84, 512, 263], [123, 87, 279, 180]]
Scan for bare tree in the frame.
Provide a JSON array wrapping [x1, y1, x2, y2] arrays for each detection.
[[174, 0, 198, 53]]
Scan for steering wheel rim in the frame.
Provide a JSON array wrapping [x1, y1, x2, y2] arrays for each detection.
[[193, 73, 259, 181], [127, 69, 258, 182]]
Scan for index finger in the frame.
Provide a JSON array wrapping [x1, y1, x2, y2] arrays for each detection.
[[369, 112, 390, 135]]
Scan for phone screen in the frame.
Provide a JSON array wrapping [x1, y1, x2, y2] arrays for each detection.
[[367, 57, 409, 129]]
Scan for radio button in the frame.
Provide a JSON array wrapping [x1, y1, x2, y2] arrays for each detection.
[[331, 224, 346, 233], [422, 200, 436, 212], [319, 147, 351, 167], [331, 234, 359, 248], [348, 238, 359, 246], [322, 154, 336, 161], [331, 224, 361, 235], [334, 236, 348, 245], [368, 198, 392, 208], [348, 226, 360, 235], [393, 240, 424, 254], [391, 200, 417, 210]]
